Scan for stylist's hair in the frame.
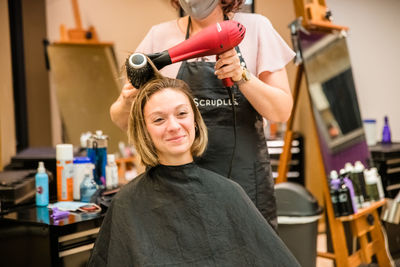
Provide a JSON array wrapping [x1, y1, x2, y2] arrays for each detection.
[[170, 0, 244, 14], [128, 77, 208, 167]]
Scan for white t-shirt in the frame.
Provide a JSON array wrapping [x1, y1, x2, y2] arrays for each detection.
[[135, 13, 295, 78]]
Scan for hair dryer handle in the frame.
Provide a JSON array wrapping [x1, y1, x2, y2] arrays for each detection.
[[216, 55, 235, 88]]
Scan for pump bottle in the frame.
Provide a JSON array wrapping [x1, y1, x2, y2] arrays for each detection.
[[35, 161, 49, 206], [106, 154, 119, 189], [329, 170, 341, 217]]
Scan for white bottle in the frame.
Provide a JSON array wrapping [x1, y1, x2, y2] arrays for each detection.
[[364, 169, 379, 202], [106, 154, 119, 189], [370, 167, 385, 200]]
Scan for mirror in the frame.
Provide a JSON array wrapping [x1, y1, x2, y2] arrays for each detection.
[[299, 30, 370, 172], [47, 44, 127, 153]]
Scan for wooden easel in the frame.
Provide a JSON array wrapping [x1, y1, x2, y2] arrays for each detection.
[[57, 0, 108, 45], [276, 1, 392, 266]]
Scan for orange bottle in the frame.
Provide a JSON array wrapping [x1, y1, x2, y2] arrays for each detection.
[[56, 144, 74, 201]]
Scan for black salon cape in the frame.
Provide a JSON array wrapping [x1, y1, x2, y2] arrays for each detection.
[[88, 163, 299, 267]]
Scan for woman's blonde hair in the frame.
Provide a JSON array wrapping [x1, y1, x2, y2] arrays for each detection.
[[128, 77, 208, 167]]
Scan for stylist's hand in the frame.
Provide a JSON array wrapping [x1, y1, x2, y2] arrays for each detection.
[[121, 82, 139, 107], [214, 48, 243, 82]]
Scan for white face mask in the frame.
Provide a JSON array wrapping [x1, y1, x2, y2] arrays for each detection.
[[179, 0, 219, 20]]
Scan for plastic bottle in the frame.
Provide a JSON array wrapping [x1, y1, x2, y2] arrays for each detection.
[[35, 161, 49, 206], [80, 168, 98, 203], [382, 115, 392, 144], [364, 169, 379, 202], [329, 170, 341, 217], [87, 130, 108, 186], [56, 144, 74, 201], [106, 154, 119, 189], [341, 167, 361, 209], [338, 169, 358, 214], [338, 176, 354, 216], [73, 157, 93, 200], [370, 167, 385, 199], [354, 161, 370, 207]]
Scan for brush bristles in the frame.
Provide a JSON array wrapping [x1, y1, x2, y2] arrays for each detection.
[[125, 53, 155, 89]]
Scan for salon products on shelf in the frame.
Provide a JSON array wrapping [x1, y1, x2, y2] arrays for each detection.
[[329, 161, 385, 217], [329, 170, 357, 217]]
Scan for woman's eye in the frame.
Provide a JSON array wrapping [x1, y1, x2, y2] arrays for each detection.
[[153, 118, 164, 123], [178, 111, 188, 117]]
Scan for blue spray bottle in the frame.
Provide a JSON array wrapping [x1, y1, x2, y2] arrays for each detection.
[[35, 161, 49, 206]]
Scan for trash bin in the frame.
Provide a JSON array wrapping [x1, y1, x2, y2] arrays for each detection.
[[275, 182, 323, 267]]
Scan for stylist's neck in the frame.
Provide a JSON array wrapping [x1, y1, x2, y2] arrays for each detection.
[[190, 6, 224, 35], [158, 154, 194, 166]]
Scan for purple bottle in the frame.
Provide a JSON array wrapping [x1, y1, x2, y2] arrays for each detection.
[[382, 116, 392, 144]]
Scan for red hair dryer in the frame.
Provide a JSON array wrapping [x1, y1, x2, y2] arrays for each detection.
[[126, 20, 246, 88]]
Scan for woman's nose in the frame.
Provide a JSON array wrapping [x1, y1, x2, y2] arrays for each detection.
[[166, 117, 181, 131]]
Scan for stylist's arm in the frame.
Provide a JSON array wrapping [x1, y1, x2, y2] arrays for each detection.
[[110, 82, 138, 131], [214, 48, 293, 122]]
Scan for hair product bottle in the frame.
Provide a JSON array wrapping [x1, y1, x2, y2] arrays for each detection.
[[370, 167, 385, 200], [382, 115, 392, 144], [87, 130, 108, 186], [80, 167, 98, 203], [329, 170, 341, 217], [338, 176, 354, 216], [341, 166, 362, 209], [364, 169, 379, 202], [56, 144, 74, 201], [354, 161, 370, 207], [35, 161, 49, 206], [106, 154, 119, 189]]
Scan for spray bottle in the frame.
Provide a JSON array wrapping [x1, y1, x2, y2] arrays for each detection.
[[56, 144, 74, 201], [35, 161, 49, 206]]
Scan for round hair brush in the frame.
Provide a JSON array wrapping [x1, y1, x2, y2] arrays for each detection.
[[125, 53, 157, 89]]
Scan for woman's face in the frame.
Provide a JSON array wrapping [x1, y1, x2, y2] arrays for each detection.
[[144, 88, 196, 165]]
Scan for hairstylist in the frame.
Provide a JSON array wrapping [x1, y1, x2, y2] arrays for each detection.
[[110, 0, 295, 229]]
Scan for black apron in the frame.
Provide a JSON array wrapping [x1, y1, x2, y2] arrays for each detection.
[[177, 17, 277, 229]]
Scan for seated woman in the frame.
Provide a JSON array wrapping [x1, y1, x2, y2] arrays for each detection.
[[88, 77, 299, 267]]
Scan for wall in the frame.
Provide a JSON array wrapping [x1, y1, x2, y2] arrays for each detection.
[[46, 0, 178, 67], [22, 0, 53, 147], [329, 0, 400, 142], [0, 0, 16, 169]]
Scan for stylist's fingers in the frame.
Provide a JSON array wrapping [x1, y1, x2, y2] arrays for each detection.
[[121, 82, 139, 103], [214, 48, 242, 81]]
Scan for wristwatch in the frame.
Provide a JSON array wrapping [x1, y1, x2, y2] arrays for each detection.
[[235, 67, 251, 86]]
